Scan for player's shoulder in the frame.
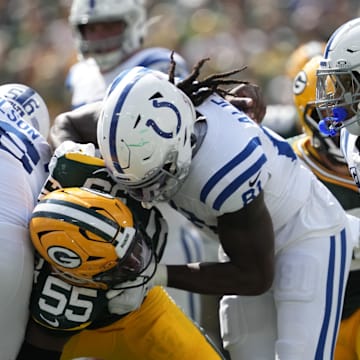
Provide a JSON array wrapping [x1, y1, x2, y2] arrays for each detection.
[[128, 47, 189, 77], [68, 58, 98, 76], [66, 59, 105, 106]]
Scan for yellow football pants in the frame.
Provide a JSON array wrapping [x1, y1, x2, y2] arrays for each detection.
[[61, 286, 224, 360], [335, 309, 360, 360]]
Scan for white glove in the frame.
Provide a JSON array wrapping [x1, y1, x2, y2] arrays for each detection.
[[106, 264, 168, 315], [107, 286, 147, 315], [38, 141, 97, 201], [49, 140, 96, 173]]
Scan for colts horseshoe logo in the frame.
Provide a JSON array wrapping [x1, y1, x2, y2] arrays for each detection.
[[145, 99, 181, 138]]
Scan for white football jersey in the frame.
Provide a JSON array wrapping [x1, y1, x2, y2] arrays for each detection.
[[0, 97, 51, 358], [0, 97, 51, 223], [67, 47, 189, 109], [64, 47, 206, 324], [340, 127, 360, 190], [170, 94, 348, 251]]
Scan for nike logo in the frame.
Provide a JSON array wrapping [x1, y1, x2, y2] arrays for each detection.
[[40, 313, 59, 328], [249, 171, 261, 187]]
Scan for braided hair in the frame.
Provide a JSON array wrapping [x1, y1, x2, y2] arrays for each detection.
[[168, 52, 248, 106]]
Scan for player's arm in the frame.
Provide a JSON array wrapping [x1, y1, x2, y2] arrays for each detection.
[[49, 101, 102, 150], [160, 192, 275, 296]]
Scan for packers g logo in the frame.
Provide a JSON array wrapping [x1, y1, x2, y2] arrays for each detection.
[[47, 246, 82, 268], [293, 70, 307, 95]]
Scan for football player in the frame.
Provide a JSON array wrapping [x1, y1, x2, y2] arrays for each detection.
[[16, 185, 225, 360], [95, 58, 356, 359], [18, 181, 226, 360], [315, 17, 360, 360], [292, 54, 360, 360], [0, 85, 51, 358], [53, 0, 266, 340], [61, 0, 206, 326]]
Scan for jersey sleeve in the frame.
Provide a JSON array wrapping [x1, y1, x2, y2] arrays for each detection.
[[200, 134, 270, 214]]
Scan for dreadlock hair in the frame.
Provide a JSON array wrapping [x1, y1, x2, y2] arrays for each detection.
[[168, 51, 248, 106]]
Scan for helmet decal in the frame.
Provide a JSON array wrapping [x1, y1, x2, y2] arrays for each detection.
[[293, 70, 307, 95], [146, 99, 181, 138], [0, 83, 50, 138], [47, 246, 82, 269]]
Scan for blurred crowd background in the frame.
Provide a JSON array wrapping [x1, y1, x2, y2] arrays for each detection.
[[0, 0, 359, 123]]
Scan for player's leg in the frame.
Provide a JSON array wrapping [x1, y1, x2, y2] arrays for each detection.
[[274, 227, 352, 359], [219, 292, 277, 359], [62, 287, 226, 360]]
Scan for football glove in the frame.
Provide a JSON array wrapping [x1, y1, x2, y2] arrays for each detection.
[[106, 264, 167, 315], [38, 141, 106, 200]]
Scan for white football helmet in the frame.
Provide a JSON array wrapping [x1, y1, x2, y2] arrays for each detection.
[[293, 55, 346, 163], [0, 83, 50, 138], [316, 18, 360, 136], [69, 0, 147, 72], [97, 66, 196, 203]]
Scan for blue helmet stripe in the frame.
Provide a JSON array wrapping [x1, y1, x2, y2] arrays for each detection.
[[107, 67, 150, 175]]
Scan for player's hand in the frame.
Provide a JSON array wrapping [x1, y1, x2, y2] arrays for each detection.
[[38, 141, 101, 201], [49, 140, 96, 173], [107, 285, 148, 315], [226, 83, 266, 124], [106, 263, 167, 315]]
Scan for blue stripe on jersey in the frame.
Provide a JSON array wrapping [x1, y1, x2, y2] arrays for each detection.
[[315, 228, 347, 359], [136, 49, 188, 76], [0, 119, 40, 174], [137, 51, 174, 68], [200, 136, 264, 208], [340, 129, 349, 158], [107, 68, 149, 175], [330, 228, 347, 359], [213, 154, 266, 210]]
